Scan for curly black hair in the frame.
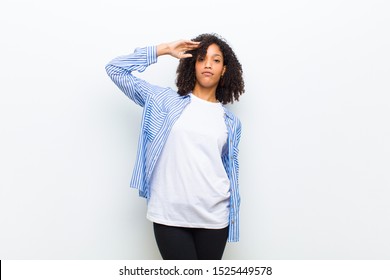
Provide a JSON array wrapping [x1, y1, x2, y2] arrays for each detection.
[[176, 33, 245, 104]]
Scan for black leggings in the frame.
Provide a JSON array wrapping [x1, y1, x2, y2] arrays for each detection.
[[153, 223, 229, 260]]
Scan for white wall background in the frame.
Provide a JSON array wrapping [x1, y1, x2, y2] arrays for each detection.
[[1, 0, 389, 260]]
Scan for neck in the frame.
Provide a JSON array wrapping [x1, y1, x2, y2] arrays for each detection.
[[192, 87, 218, 103]]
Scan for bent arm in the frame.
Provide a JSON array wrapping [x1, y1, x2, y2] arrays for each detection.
[[105, 46, 158, 107], [105, 40, 199, 107]]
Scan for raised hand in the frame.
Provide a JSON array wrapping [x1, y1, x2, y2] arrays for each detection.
[[157, 39, 200, 59]]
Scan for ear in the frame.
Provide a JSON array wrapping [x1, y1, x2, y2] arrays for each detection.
[[222, 66, 226, 76]]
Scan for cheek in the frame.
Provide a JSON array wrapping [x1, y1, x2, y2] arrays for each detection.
[[195, 64, 202, 76], [216, 65, 225, 76]]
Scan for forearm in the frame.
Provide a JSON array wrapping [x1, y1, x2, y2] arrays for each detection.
[[106, 46, 157, 72]]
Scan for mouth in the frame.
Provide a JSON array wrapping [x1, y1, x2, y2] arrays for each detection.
[[202, 71, 213, 77]]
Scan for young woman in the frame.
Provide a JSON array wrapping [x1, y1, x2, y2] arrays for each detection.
[[106, 33, 245, 260]]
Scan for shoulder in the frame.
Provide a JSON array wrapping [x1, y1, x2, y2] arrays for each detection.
[[147, 88, 188, 110]]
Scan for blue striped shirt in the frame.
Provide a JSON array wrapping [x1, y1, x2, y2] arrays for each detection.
[[105, 46, 242, 242]]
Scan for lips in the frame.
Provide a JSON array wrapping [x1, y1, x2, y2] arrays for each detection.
[[202, 71, 213, 77]]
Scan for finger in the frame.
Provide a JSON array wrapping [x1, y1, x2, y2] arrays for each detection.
[[183, 39, 200, 44], [180, 53, 193, 59], [178, 51, 193, 59], [184, 40, 200, 48], [180, 44, 200, 54]]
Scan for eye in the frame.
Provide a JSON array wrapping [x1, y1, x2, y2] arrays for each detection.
[[197, 56, 204, 62], [214, 59, 221, 63]]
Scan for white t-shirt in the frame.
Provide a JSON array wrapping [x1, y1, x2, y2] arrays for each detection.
[[147, 93, 230, 228]]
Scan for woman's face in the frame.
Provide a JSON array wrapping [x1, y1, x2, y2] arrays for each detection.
[[194, 43, 226, 91]]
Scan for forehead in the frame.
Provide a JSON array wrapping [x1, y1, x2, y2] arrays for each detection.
[[205, 43, 223, 56]]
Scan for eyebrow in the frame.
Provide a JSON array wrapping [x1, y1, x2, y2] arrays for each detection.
[[198, 53, 223, 58]]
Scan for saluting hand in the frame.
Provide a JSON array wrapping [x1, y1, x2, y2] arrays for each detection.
[[157, 39, 200, 59]]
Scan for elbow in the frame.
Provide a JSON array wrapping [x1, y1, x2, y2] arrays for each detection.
[[105, 64, 113, 77], [105, 64, 121, 81]]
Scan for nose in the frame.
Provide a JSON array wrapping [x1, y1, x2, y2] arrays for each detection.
[[204, 58, 212, 69]]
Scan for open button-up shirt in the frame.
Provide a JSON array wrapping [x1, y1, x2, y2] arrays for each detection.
[[106, 46, 242, 242]]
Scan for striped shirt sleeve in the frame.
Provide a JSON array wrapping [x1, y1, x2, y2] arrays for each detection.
[[105, 46, 160, 107]]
